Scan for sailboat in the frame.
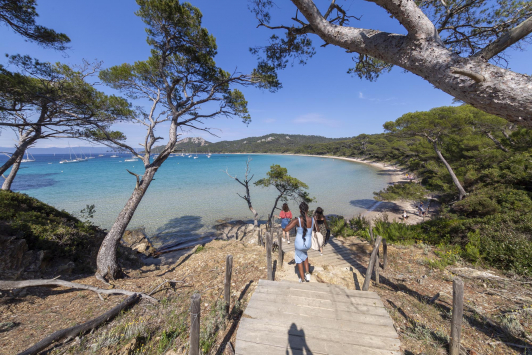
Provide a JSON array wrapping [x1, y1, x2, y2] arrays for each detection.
[[21, 150, 35, 163], [60, 144, 79, 164], [207, 149, 211, 158], [110, 153, 119, 158], [87, 149, 95, 159], [75, 148, 88, 162], [193, 149, 198, 159]]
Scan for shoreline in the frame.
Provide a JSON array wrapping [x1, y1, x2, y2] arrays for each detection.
[[227, 152, 406, 220]]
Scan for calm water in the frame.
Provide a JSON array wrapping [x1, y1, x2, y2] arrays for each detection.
[[1, 153, 389, 247]]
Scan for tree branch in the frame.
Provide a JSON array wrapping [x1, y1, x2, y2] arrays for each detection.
[[475, 16, 532, 60], [126, 169, 141, 189], [0, 279, 157, 303]]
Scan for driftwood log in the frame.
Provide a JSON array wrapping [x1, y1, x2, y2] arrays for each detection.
[[362, 235, 382, 291], [17, 294, 140, 355], [0, 279, 157, 303]]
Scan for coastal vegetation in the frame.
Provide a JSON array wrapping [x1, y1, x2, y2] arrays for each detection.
[[225, 157, 260, 227], [0, 56, 133, 191], [255, 164, 313, 228], [0, 190, 104, 275]]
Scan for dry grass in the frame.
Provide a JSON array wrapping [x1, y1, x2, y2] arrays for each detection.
[[0, 240, 267, 355]]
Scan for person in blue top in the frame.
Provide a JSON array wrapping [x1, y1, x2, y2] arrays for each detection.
[[282, 201, 314, 282]]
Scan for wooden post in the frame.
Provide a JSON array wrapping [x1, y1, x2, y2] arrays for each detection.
[[189, 292, 201, 355], [369, 224, 375, 244], [382, 239, 388, 270], [224, 255, 233, 316], [374, 249, 380, 285], [257, 227, 261, 246], [450, 278, 464, 355], [362, 235, 382, 291], [266, 232, 273, 281], [277, 231, 283, 269]]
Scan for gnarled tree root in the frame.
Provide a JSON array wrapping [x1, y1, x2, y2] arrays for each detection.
[[17, 293, 140, 355], [0, 278, 158, 303]]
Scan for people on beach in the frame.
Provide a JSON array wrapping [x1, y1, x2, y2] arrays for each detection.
[[418, 202, 426, 217], [402, 210, 408, 223], [279, 203, 293, 244], [283, 202, 313, 282], [313, 207, 328, 255]]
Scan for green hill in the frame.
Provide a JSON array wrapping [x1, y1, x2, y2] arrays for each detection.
[[152, 133, 348, 154]]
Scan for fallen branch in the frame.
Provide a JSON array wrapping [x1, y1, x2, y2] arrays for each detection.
[[0, 279, 158, 303], [17, 294, 140, 355]]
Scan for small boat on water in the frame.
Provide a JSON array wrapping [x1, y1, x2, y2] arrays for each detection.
[[60, 144, 79, 164], [21, 151, 35, 163], [124, 155, 138, 162], [98, 154, 104, 157], [110, 154, 118, 158]]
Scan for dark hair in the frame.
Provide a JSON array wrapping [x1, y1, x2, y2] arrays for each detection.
[[299, 202, 309, 241], [315, 207, 324, 216], [282, 203, 290, 212]]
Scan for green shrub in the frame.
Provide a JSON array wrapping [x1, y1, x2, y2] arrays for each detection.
[[328, 216, 356, 237], [0, 191, 103, 272], [374, 182, 428, 201]]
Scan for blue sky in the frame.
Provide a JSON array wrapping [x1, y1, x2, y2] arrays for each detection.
[[1, 0, 530, 148]]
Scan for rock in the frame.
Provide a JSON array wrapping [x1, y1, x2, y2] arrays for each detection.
[[55, 261, 76, 275], [165, 350, 180, 355], [449, 267, 503, 281], [417, 275, 427, 284], [121, 228, 156, 257], [0, 236, 28, 280], [21, 250, 50, 278], [120, 338, 138, 355], [122, 228, 147, 247]]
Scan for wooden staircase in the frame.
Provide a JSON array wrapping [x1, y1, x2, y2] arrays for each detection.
[[235, 279, 401, 355]]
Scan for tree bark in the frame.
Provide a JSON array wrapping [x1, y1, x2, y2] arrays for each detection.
[[433, 142, 467, 200], [2, 153, 22, 191], [0, 134, 38, 177], [268, 193, 284, 229], [96, 166, 158, 281], [249, 206, 259, 227], [486, 132, 509, 152], [290, 0, 532, 127]]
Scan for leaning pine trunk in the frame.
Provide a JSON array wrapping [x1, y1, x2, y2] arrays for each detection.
[[486, 132, 509, 152], [96, 167, 158, 280], [2, 154, 23, 191], [0, 136, 38, 177], [433, 142, 467, 200]]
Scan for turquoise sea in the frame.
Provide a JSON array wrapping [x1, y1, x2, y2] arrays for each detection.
[[1, 153, 389, 248]]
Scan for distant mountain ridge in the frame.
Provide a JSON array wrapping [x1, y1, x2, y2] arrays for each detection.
[[151, 133, 348, 154]]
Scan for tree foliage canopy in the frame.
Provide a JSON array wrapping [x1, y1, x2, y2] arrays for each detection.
[[0, 55, 133, 138], [0, 0, 70, 50]]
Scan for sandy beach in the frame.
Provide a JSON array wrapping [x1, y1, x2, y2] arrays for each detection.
[[291, 155, 426, 223], [228, 152, 431, 224]]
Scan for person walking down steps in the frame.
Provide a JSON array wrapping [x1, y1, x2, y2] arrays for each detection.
[[279, 203, 293, 244], [283, 202, 313, 282], [313, 207, 328, 255]]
